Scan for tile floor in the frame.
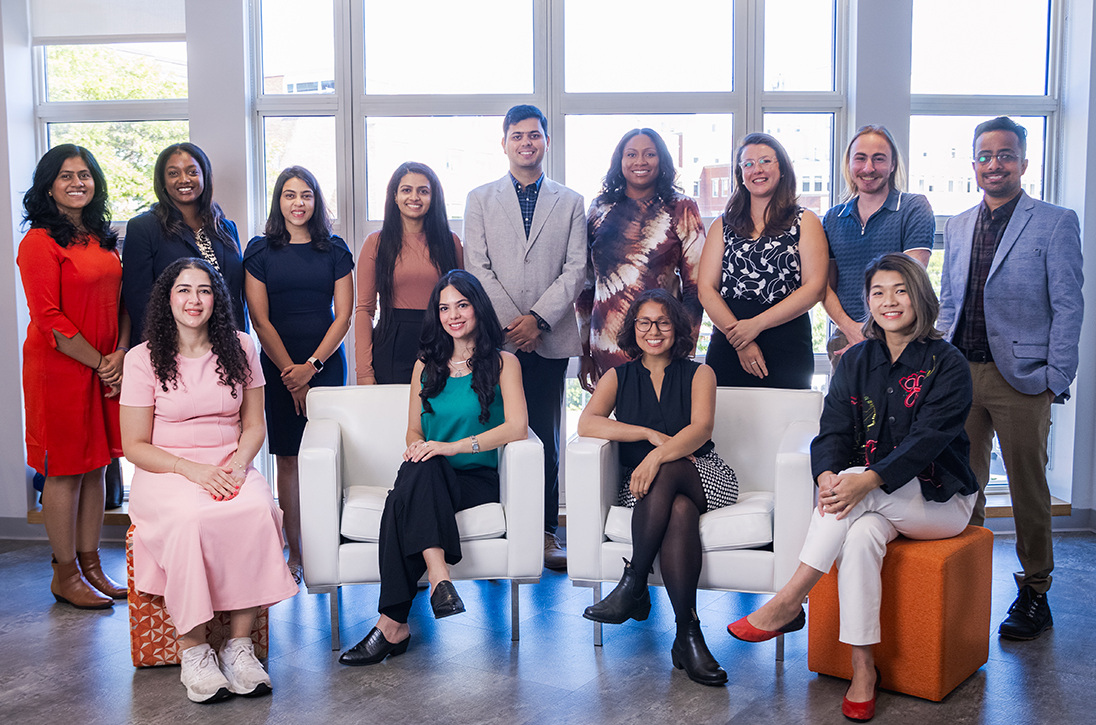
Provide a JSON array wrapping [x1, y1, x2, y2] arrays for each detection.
[[0, 531, 1092, 724]]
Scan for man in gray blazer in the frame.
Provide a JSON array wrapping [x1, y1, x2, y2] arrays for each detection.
[[939, 116, 1083, 641], [464, 105, 587, 570]]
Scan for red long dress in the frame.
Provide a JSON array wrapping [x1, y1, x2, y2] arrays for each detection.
[[17, 228, 123, 476]]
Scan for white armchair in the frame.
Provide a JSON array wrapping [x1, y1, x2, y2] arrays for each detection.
[[298, 385, 544, 650], [566, 386, 822, 656]]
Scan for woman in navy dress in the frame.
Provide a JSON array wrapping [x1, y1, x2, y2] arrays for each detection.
[[244, 167, 354, 581]]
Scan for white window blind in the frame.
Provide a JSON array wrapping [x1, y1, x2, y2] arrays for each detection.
[[31, 0, 185, 44]]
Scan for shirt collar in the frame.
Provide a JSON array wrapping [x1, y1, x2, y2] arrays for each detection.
[[510, 173, 544, 194], [978, 191, 1022, 222], [865, 336, 930, 372], [837, 187, 901, 218]]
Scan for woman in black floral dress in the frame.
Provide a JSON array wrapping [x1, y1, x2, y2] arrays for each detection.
[[698, 133, 828, 388]]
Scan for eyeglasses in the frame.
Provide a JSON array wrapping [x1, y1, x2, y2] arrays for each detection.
[[740, 157, 776, 170], [975, 153, 1020, 165], [635, 318, 673, 332]]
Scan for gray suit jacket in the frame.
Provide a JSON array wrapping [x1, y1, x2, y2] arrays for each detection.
[[463, 175, 587, 359], [938, 191, 1083, 396]]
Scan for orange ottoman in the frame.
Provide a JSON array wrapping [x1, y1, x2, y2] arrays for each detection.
[[126, 525, 269, 667], [807, 525, 992, 701]]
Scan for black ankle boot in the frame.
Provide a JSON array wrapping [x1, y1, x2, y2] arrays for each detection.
[[671, 613, 728, 686], [583, 558, 651, 624]]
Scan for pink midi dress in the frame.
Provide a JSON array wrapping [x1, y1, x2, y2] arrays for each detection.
[[121, 332, 297, 635]]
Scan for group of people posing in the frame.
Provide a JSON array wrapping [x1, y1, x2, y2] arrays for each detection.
[[17, 104, 1081, 720]]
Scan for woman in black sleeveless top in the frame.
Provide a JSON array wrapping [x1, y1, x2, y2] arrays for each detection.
[[577, 289, 738, 686]]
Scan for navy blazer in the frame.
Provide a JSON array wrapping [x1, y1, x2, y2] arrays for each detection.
[[121, 210, 247, 343], [938, 191, 1083, 396]]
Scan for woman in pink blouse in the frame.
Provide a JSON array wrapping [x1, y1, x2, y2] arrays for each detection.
[[355, 162, 462, 384]]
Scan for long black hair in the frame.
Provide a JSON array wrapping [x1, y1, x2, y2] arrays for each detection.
[[144, 258, 250, 397], [263, 166, 333, 251], [22, 144, 117, 250], [418, 270, 505, 424], [376, 161, 458, 313], [595, 128, 679, 206], [151, 142, 237, 249], [724, 132, 799, 238]]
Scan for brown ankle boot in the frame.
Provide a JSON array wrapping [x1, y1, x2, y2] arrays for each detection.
[[51, 558, 112, 609], [77, 550, 127, 599]]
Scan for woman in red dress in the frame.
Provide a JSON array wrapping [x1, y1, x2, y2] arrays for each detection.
[[17, 144, 129, 609]]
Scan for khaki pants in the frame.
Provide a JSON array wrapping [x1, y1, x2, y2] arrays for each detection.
[[965, 361, 1054, 593]]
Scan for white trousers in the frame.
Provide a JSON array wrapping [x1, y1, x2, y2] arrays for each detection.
[[799, 468, 976, 646]]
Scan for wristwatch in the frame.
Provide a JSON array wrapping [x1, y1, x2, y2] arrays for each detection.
[[308, 357, 324, 373], [530, 310, 551, 332], [471, 435, 480, 454]]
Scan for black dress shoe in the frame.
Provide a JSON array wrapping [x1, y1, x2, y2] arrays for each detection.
[[583, 558, 651, 624], [430, 580, 465, 619], [671, 615, 728, 686], [999, 585, 1053, 640], [339, 627, 410, 666]]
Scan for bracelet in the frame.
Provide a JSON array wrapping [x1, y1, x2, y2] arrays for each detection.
[[116, 345, 130, 353], [172, 457, 181, 474], [96, 353, 104, 371]]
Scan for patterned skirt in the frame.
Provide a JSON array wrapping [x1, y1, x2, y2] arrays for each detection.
[[618, 450, 739, 512]]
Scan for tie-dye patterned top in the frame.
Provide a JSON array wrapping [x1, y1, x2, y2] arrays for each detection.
[[577, 193, 705, 375]]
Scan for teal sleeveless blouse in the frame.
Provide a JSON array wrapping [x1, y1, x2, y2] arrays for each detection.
[[421, 373, 504, 470]]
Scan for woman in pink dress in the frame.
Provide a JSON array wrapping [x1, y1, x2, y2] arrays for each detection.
[[120, 258, 297, 704]]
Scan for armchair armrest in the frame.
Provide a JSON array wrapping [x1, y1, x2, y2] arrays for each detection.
[[772, 419, 818, 591], [298, 418, 343, 589], [565, 436, 620, 582], [499, 429, 544, 578]]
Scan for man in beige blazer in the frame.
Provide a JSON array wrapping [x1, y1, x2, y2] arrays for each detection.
[[464, 105, 587, 570]]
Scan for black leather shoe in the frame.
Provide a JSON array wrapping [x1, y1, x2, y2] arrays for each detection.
[[430, 580, 466, 619], [583, 558, 651, 624], [338, 627, 410, 666], [999, 585, 1053, 640], [671, 614, 728, 686]]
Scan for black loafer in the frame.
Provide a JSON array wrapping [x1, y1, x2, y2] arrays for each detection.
[[430, 580, 466, 619], [338, 627, 410, 666]]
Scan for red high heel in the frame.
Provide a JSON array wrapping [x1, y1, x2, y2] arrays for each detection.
[[841, 666, 881, 722]]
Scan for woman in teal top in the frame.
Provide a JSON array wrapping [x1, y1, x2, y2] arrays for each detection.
[[339, 270, 528, 666]]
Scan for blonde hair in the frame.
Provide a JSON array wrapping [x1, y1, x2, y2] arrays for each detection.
[[841, 125, 907, 202]]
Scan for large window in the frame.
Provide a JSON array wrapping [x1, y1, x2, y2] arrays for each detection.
[[35, 38, 189, 221]]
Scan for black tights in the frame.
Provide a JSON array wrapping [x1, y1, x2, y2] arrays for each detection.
[[628, 459, 705, 629]]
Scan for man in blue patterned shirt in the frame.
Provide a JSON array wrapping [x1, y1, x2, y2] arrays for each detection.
[[822, 125, 935, 369]]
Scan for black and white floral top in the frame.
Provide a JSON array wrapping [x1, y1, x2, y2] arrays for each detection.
[[719, 208, 804, 306]]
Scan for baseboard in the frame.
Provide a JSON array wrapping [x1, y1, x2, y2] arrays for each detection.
[[984, 506, 1095, 535], [0, 516, 129, 542]]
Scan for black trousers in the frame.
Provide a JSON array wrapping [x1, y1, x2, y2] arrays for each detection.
[[515, 351, 567, 534], [377, 457, 498, 623]]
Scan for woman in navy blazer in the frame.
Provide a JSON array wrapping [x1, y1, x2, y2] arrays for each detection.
[[122, 143, 246, 343]]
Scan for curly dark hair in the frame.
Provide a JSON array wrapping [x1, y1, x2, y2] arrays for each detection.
[[723, 132, 799, 238], [418, 270, 505, 424], [595, 128, 680, 206], [264, 166, 333, 251], [22, 144, 118, 250], [145, 258, 251, 397], [151, 142, 237, 250], [376, 162, 459, 314], [617, 289, 695, 361]]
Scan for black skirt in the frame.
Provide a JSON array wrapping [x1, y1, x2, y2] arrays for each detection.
[[705, 298, 813, 389]]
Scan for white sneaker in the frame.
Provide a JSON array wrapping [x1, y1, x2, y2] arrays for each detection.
[[179, 644, 231, 704], [218, 637, 272, 697]]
